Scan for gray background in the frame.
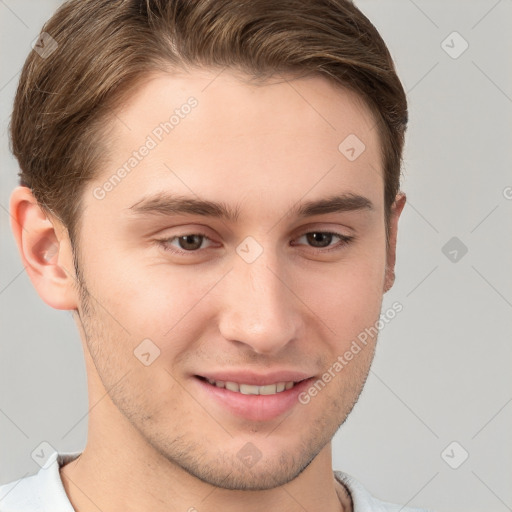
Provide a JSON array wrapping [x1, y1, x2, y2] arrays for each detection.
[[1, 1, 511, 511]]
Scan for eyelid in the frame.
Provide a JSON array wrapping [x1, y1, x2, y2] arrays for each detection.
[[292, 221, 354, 237]]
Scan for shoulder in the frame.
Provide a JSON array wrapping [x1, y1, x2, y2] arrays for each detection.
[[0, 451, 81, 512], [334, 470, 437, 512], [0, 472, 43, 512]]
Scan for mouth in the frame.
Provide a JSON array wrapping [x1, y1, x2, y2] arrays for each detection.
[[195, 375, 306, 395], [193, 375, 315, 422]]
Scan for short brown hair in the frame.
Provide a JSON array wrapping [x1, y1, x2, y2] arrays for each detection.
[[10, 0, 407, 248]]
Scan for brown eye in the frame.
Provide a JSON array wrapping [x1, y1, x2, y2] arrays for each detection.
[[177, 234, 205, 251], [157, 232, 214, 255], [293, 231, 354, 252], [305, 232, 334, 248]]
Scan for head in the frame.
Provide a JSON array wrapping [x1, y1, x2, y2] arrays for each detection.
[[10, 0, 407, 491]]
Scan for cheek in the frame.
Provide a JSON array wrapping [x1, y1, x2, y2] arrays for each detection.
[[297, 253, 386, 338], [95, 259, 218, 349]]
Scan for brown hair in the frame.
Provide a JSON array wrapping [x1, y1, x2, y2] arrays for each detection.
[[10, 0, 407, 249]]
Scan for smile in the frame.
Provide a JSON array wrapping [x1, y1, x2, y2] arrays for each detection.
[[204, 377, 298, 395], [194, 375, 315, 422]]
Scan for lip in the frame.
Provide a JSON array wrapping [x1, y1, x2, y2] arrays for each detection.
[[193, 375, 315, 422], [196, 370, 313, 386]]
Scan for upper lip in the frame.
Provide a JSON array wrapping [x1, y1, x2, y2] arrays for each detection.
[[196, 370, 314, 386]]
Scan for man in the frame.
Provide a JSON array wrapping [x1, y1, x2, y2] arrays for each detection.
[[1, 0, 433, 510]]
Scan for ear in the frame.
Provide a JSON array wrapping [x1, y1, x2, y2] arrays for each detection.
[[383, 191, 407, 294], [9, 186, 79, 310]]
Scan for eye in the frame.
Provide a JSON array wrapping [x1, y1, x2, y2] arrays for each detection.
[[157, 232, 214, 254], [293, 231, 354, 252], [156, 230, 354, 257]]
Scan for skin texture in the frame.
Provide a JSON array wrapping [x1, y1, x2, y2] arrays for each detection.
[[10, 68, 406, 512]]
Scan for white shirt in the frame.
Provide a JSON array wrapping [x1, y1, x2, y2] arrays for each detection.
[[0, 450, 434, 512]]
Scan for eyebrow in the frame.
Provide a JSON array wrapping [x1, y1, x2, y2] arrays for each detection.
[[127, 192, 374, 222]]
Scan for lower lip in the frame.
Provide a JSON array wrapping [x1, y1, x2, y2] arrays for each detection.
[[193, 376, 315, 422]]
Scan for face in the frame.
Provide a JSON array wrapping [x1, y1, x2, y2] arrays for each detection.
[[72, 68, 399, 490]]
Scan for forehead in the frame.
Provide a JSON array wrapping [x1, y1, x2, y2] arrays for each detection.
[[89, 68, 383, 221]]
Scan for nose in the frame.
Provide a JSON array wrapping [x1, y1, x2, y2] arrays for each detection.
[[217, 247, 303, 355]]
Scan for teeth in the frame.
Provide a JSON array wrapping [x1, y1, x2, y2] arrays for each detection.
[[240, 384, 260, 395], [225, 381, 239, 392], [206, 378, 296, 395], [257, 384, 275, 395]]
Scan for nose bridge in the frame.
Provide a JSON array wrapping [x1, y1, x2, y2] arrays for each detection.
[[218, 245, 301, 354]]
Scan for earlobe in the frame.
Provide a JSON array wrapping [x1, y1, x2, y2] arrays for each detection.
[[383, 191, 407, 294], [9, 186, 79, 310]]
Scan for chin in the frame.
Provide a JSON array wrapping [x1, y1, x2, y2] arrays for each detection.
[[184, 460, 311, 491], [162, 426, 335, 491]]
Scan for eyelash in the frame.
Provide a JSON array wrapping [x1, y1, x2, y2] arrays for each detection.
[[155, 231, 355, 256]]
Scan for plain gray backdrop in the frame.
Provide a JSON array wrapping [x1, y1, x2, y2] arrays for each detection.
[[1, 1, 511, 511]]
